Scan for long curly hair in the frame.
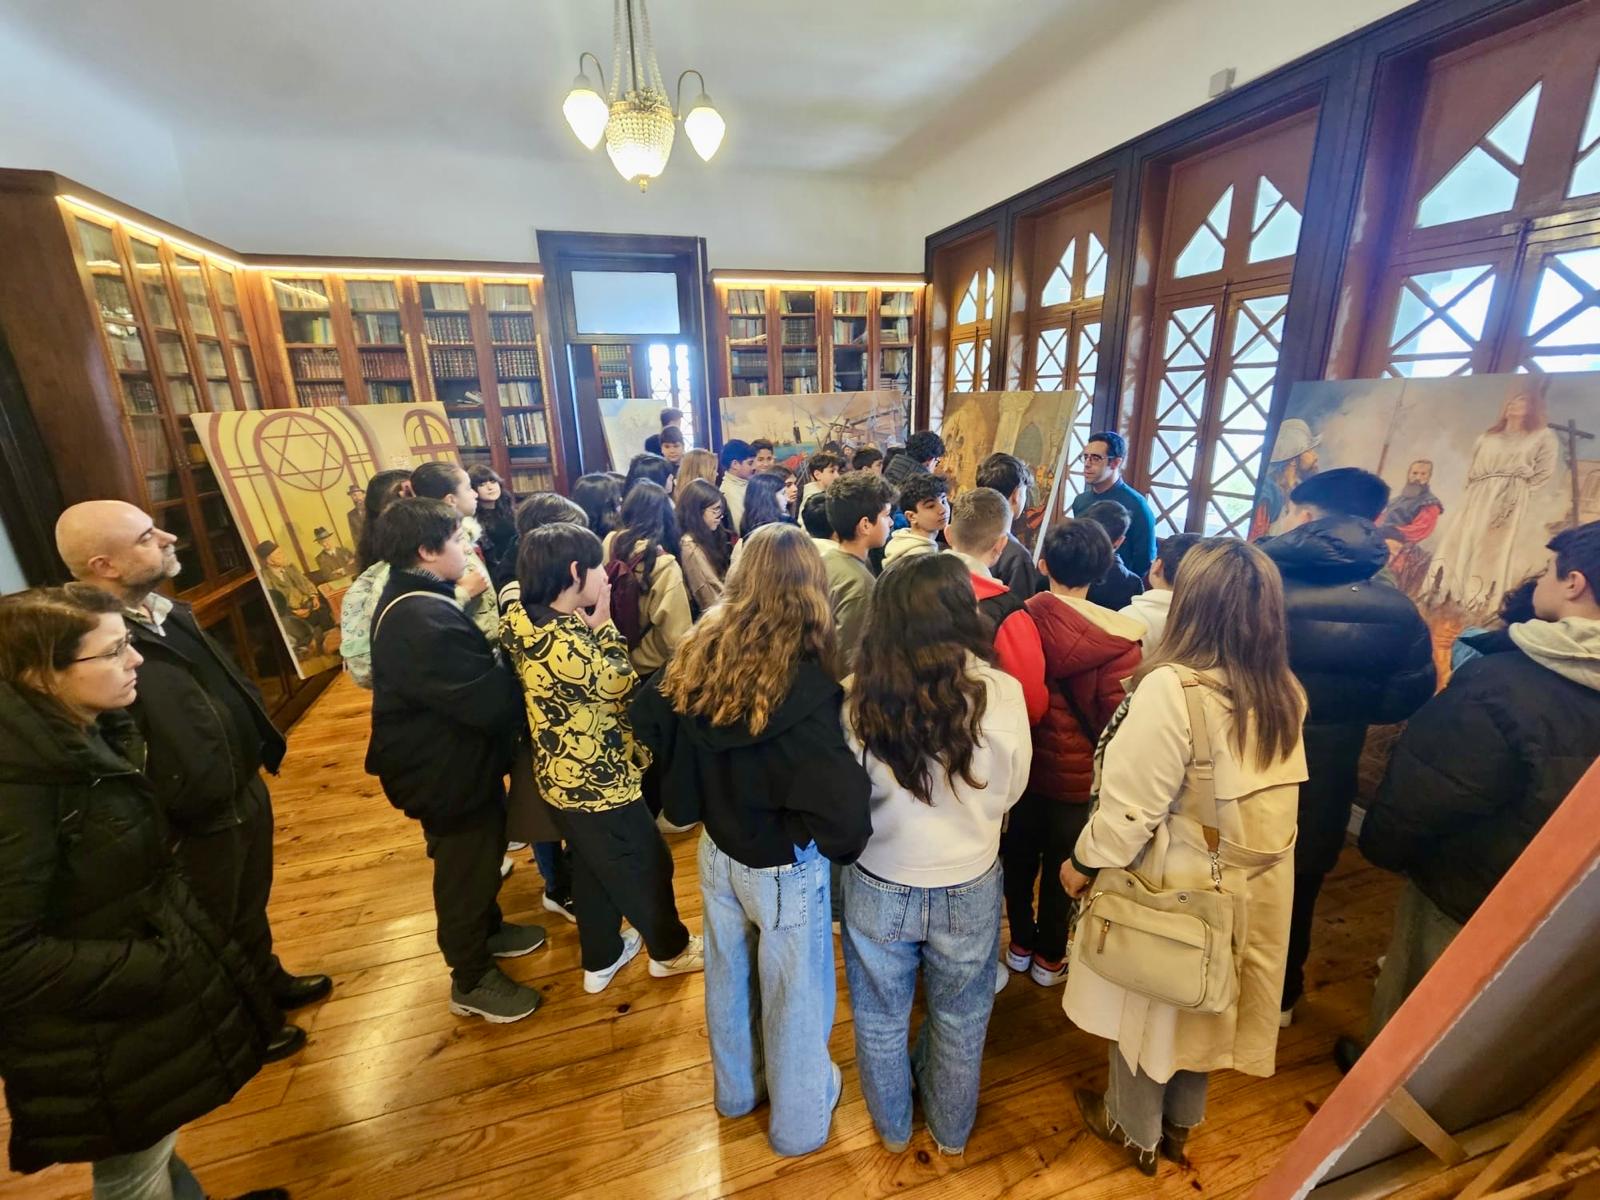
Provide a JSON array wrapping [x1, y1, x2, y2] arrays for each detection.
[[661, 523, 837, 734], [848, 553, 993, 805]]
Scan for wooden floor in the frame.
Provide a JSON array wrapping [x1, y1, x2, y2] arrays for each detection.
[[1, 676, 1401, 1199]]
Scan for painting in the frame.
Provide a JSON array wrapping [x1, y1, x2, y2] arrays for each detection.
[[938, 390, 1084, 550], [719, 391, 908, 469], [1255, 372, 1599, 679], [191, 402, 460, 678], [598, 395, 671, 472]]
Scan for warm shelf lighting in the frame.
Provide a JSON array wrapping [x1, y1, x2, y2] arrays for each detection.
[[563, 0, 725, 191], [715, 277, 926, 289], [59, 194, 248, 270]]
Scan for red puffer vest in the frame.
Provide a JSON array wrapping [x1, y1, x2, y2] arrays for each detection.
[[1022, 592, 1142, 802]]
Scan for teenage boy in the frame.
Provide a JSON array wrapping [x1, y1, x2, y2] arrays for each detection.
[[801, 451, 843, 504], [411, 460, 496, 640], [751, 439, 777, 471], [365, 498, 545, 1023], [1010, 520, 1143, 986], [1258, 467, 1435, 1025], [719, 439, 757, 529], [884, 471, 950, 565], [976, 452, 1042, 598], [1070, 431, 1156, 578], [659, 426, 685, 471], [824, 471, 895, 671], [800, 493, 837, 559], [1081, 500, 1145, 611], [1120, 532, 1201, 653], [501, 523, 704, 994], [946, 487, 1047, 724], [852, 447, 884, 475], [644, 407, 681, 456], [884, 430, 945, 487]]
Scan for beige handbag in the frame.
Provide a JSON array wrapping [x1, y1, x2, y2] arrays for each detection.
[[1074, 668, 1239, 1014]]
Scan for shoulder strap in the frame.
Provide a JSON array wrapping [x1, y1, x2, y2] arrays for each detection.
[[373, 590, 459, 642], [1169, 664, 1220, 854]]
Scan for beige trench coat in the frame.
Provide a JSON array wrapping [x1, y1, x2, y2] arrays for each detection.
[[1063, 666, 1307, 1083]]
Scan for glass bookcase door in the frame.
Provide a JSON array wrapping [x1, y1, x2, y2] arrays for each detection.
[[271, 276, 347, 406], [483, 282, 544, 409], [878, 289, 917, 398], [173, 254, 234, 412], [420, 279, 486, 458], [780, 289, 820, 394], [725, 286, 770, 396], [211, 266, 261, 409], [831, 288, 869, 392], [347, 277, 412, 405]]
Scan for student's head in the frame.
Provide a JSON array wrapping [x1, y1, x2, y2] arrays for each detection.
[[720, 439, 757, 480], [659, 426, 685, 465], [622, 453, 673, 498], [799, 493, 835, 540], [374, 498, 465, 580], [1082, 430, 1126, 488], [897, 471, 951, 536], [676, 478, 728, 539], [1083, 500, 1131, 551], [1150, 532, 1202, 591], [740, 471, 790, 537], [1039, 518, 1113, 590], [353, 469, 414, 570], [806, 451, 843, 490], [615, 480, 680, 561], [852, 446, 884, 475], [657, 406, 681, 431], [517, 521, 606, 609], [1535, 520, 1600, 621], [850, 553, 992, 806], [976, 452, 1031, 516], [946, 487, 1013, 567], [661, 524, 837, 734], [677, 448, 719, 492], [571, 473, 622, 538], [467, 465, 507, 509], [827, 471, 896, 550], [0, 584, 140, 724], [1290, 466, 1390, 523], [750, 438, 777, 471], [410, 461, 476, 517], [1143, 538, 1304, 769], [514, 492, 587, 538], [905, 430, 946, 471]]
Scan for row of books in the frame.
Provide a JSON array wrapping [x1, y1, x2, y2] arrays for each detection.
[[484, 284, 534, 312], [781, 350, 818, 373], [345, 280, 399, 311], [779, 294, 817, 316], [832, 319, 868, 345], [281, 315, 336, 345], [450, 416, 490, 447], [781, 318, 816, 346], [732, 381, 769, 396], [360, 349, 411, 380], [489, 313, 536, 343], [503, 410, 549, 447], [431, 347, 479, 379], [291, 348, 343, 381], [511, 464, 556, 493], [726, 289, 766, 315], [496, 348, 540, 378], [124, 377, 160, 415], [420, 283, 470, 311], [272, 278, 331, 311], [881, 294, 916, 316], [353, 313, 404, 345], [424, 313, 474, 344], [833, 291, 869, 316], [296, 382, 346, 406], [498, 380, 542, 407], [367, 382, 413, 405], [728, 317, 766, 344], [881, 318, 913, 343]]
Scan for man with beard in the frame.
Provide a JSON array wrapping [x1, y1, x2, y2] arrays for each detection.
[[1379, 459, 1446, 593], [55, 500, 331, 1063]]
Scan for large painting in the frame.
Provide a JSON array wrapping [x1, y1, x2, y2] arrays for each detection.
[[191, 402, 460, 678], [598, 395, 670, 471], [1256, 373, 1599, 679], [719, 391, 908, 468], [939, 390, 1084, 550]]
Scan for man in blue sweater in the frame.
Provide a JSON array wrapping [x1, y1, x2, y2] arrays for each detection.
[[1068, 431, 1156, 579]]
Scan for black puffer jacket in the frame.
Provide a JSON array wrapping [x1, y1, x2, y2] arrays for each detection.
[[0, 686, 275, 1174], [1259, 516, 1436, 875], [1361, 620, 1600, 924]]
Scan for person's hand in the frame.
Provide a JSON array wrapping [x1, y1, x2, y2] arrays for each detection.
[[582, 574, 612, 630], [459, 565, 489, 600], [1061, 860, 1095, 900]]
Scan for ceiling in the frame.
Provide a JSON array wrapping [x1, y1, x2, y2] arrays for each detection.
[[5, 0, 1132, 175]]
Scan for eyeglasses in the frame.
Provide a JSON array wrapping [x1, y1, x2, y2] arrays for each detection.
[[1080, 452, 1109, 465], [72, 634, 136, 665]]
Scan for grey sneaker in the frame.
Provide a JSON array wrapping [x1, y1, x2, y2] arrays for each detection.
[[449, 967, 541, 1023], [649, 933, 705, 978], [487, 922, 547, 958]]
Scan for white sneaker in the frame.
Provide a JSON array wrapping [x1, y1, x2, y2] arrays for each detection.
[[583, 928, 643, 994], [993, 961, 1009, 995], [1030, 958, 1068, 987], [499, 855, 514, 880], [506, 841, 530, 853], [656, 812, 697, 835], [1279, 1007, 1295, 1028], [649, 933, 705, 978], [541, 893, 578, 924], [1005, 945, 1032, 973]]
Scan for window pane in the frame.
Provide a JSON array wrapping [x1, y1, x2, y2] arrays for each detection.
[[955, 274, 978, 325], [572, 271, 681, 335], [1248, 177, 1302, 264], [1034, 327, 1068, 389], [1147, 304, 1218, 535], [1042, 239, 1075, 307], [648, 342, 673, 403], [1384, 264, 1497, 376], [1208, 295, 1286, 535], [983, 268, 995, 321], [1416, 83, 1540, 227], [674, 344, 693, 439], [1523, 248, 1600, 372], [953, 340, 975, 391], [1174, 186, 1233, 279], [1084, 234, 1108, 300], [1570, 69, 1600, 197], [1067, 322, 1099, 472]]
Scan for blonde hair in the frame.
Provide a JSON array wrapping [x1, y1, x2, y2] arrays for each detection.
[[1137, 538, 1305, 769], [676, 448, 718, 493], [660, 524, 838, 734]]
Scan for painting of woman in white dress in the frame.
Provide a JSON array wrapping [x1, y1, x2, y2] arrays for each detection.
[[1419, 385, 1559, 617]]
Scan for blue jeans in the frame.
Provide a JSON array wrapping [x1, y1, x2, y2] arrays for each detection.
[[841, 859, 1003, 1151], [92, 1132, 204, 1200], [699, 832, 841, 1156], [532, 840, 570, 899]]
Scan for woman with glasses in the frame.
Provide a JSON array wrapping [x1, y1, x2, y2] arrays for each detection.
[[0, 585, 283, 1200]]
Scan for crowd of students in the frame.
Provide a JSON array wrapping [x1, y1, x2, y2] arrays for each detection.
[[2, 425, 1597, 1195]]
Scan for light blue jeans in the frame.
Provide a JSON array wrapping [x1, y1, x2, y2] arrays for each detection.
[[698, 832, 841, 1156], [91, 1132, 203, 1200], [841, 859, 1003, 1151]]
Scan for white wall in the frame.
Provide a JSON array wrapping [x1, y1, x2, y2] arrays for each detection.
[[175, 131, 911, 271], [894, 0, 1417, 243], [0, 519, 25, 594], [0, 11, 189, 222]]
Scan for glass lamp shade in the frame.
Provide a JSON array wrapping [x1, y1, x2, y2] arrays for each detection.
[[682, 94, 725, 161], [563, 77, 609, 150], [606, 93, 676, 191]]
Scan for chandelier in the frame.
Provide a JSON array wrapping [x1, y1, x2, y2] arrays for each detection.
[[562, 0, 726, 192]]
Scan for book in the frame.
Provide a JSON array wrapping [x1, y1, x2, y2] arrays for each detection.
[[833, 291, 869, 316], [727, 289, 766, 316], [490, 313, 536, 342], [345, 280, 399, 310], [295, 382, 346, 406], [424, 314, 473, 344], [495, 348, 540, 378], [483, 284, 533, 312], [782, 317, 816, 346], [272, 278, 331, 311], [366, 382, 413, 405], [497, 380, 542, 407], [419, 282, 469, 310], [431, 347, 478, 379], [291, 348, 343, 381], [360, 349, 411, 380], [832, 318, 868, 345], [449, 415, 489, 447]]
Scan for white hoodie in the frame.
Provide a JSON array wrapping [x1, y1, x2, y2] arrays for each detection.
[[1119, 589, 1172, 651], [1510, 616, 1600, 691]]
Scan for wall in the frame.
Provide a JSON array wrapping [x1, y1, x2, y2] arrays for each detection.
[[0, 11, 189, 221], [0, 519, 24, 594], [175, 131, 910, 271], [896, 0, 1417, 241]]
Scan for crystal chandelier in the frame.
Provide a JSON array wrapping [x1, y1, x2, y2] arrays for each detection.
[[562, 0, 726, 192]]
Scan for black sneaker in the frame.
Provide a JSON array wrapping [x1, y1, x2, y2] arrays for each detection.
[[542, 893, 578, 924], [449, 968, 542, 1023]]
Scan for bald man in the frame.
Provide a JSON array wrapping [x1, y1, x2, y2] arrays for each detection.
[[57, 501, 330, 1062]]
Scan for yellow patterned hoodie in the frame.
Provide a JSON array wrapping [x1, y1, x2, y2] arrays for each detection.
[[499, 599, 649, 811]]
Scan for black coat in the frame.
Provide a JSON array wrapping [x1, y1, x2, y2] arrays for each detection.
[[1087, 552, 1145, 612], [0, 687, 275, 1174], [365, 570, 523, 835], [630, 661, 873, 868], [1259, 516, 1437, 875], [1361, 634, 1600, 924], [125, 601, 286, 836]]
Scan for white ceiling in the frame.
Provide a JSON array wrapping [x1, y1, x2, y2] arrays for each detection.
[[4, 0, 1132, 175]]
